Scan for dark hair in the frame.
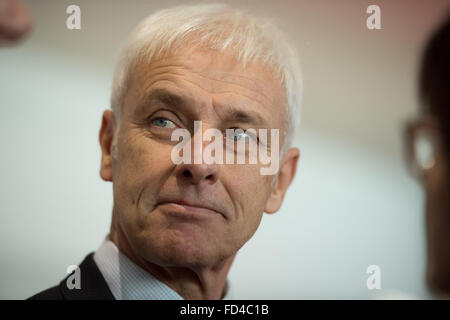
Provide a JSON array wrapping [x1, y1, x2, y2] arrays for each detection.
[[420, 13, 450, 152]]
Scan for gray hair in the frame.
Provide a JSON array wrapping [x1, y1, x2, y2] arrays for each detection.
[[110, 3, 302, 153]]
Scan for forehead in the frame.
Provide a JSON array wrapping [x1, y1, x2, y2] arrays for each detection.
[[126, 47, 286, 127]]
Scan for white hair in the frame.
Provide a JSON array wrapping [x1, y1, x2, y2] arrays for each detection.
[[110, 3, 302, 153]]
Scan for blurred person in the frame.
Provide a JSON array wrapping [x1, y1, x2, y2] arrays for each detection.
[[405, 13, 450, 298], [28, 3, 301, 300], [0, 0, 32, 44]]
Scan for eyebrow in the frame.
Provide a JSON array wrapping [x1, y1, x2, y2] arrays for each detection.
[[219, 104, 267, 127], [136, 88, 268, 126], [136, 89, 186, 112]]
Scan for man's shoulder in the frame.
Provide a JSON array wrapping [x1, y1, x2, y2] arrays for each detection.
[[27, 252, 115, 300], [28, 284, 63, 300]]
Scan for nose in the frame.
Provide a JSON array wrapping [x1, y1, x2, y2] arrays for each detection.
[[176, 162, 219, 185], [176, 134, 220, 185]]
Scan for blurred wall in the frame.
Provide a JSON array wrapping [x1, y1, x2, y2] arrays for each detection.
[[1, 0, 449, 299]]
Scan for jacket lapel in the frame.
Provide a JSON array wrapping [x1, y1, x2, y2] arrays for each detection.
[[59, 253, 115, 300]]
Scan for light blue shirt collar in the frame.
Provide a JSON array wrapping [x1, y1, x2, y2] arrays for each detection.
[[93, 238, 232, 300]]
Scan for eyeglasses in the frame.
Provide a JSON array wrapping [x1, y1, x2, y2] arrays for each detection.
[[404, 114, 442, 179]]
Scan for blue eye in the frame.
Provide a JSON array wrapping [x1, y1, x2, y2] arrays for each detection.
[[227, 129, 254, 142], [153, 118, 176, 128], [230, 131, 245, 141]]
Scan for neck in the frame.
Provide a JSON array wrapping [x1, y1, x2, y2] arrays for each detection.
[[109, 212, 235, 300]]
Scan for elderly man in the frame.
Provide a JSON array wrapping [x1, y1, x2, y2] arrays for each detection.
[[29, 3, 301, 300]]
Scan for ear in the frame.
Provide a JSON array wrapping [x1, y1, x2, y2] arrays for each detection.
[[264, 147, 300, 214], [99, 110, 116, 182]]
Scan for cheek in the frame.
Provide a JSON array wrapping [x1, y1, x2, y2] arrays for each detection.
[[112, 132, 174, 215], [231, 164, 273, 200], [226, 165, 273, 230]]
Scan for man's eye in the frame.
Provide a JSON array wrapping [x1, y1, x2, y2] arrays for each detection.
[[152, 118, 176, 128], [226, 129, 256, 142], [229, 131, 246, 141]]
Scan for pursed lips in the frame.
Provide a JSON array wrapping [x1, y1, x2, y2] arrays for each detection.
[[156, 199, 225, 218]]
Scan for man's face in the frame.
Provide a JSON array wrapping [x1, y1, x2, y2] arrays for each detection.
[[102, 47, 295, 268]]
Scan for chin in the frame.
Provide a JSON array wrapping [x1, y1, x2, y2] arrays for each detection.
[[138, 229, 222, 267]]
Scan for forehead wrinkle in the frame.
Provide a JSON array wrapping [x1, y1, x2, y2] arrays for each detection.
[[175, 72, 278, 123], [203, 71, 278, 105], [136, 53, 281, 109], [183, 67, 280, 111], [135, 76, 279, 130], [130, 53, 285, 127], [169, 75, 273, 128]]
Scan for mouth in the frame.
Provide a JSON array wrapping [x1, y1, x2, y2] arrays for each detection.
[[156, 199, 224, 220]]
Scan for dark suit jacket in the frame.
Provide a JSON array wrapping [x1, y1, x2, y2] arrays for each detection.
[[28, 253, 115, 300]]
